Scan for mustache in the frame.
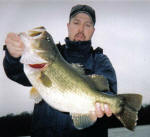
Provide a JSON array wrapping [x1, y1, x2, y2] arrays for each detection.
[[75, 32, 85, 38]]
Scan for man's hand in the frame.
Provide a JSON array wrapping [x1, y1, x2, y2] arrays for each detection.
[[95, 103, 112, 118], [5, 33, 24, 58]]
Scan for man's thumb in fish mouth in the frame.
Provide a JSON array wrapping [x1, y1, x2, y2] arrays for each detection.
[[5, 32, 25, 58], [6, 32, 20, 41]]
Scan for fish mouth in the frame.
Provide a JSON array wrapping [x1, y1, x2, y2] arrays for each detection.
[[28, 26, 46, 39], [19, 26, 46, 41], [20, 26, 50, 69], [20, 27, 48, 67]]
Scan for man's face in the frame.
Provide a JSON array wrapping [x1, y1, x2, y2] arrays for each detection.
[[67, 13, 95, 41]]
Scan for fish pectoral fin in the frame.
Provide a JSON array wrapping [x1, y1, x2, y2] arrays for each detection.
[[89, 74, 110, 91], [70, 112, 97, 130], [30, 87, 42, 104], [39, 71, 52, 87]]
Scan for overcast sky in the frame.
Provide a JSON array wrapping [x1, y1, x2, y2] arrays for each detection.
[[0, 0, 150, 116]]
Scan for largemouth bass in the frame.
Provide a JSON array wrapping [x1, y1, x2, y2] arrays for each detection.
[[20, 26, 142, 131]]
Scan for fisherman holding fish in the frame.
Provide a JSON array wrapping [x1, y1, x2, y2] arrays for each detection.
[[3, 4, 142, 137]]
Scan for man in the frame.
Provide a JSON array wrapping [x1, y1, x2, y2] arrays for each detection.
[[3, 4, 117, 137]]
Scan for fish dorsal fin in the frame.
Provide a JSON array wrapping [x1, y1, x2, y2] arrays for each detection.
[[88, 74, 110, 92], [30, 87, 42, 104], [70, 112, 97, 130], [71, 63, 85, 75], [39, 71, 52, 87]]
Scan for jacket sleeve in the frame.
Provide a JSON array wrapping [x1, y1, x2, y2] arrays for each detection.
[[94, 53, 117, 95], [3, 46, 31, 86]]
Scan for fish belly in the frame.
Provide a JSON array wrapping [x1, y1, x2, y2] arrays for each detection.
[[29, 74, 95, 114]]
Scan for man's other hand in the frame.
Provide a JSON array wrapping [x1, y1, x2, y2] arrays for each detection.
[[95, 103, 112, 118]]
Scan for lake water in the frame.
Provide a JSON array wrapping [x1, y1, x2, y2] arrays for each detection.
[[109, 125, 150, 137]]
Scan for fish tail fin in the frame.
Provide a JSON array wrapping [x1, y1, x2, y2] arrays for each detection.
[[116, 94, 142, 131]]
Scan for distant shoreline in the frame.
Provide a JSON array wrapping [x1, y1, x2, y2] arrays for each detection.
[[0, 104, 150, 136]]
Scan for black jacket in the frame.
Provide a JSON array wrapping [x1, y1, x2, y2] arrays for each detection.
[[3, 38, 117, 137]]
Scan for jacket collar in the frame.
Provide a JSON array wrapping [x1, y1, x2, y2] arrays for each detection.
[[62, 38, 94, 74], [64, 37, 92, 59]]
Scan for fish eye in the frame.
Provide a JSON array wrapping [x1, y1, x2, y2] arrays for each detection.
[[45, 33, 52, 42], [46, 36, 51, 42]]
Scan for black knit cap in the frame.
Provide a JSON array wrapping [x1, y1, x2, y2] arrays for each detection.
[[69, 4, 96, 25]]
